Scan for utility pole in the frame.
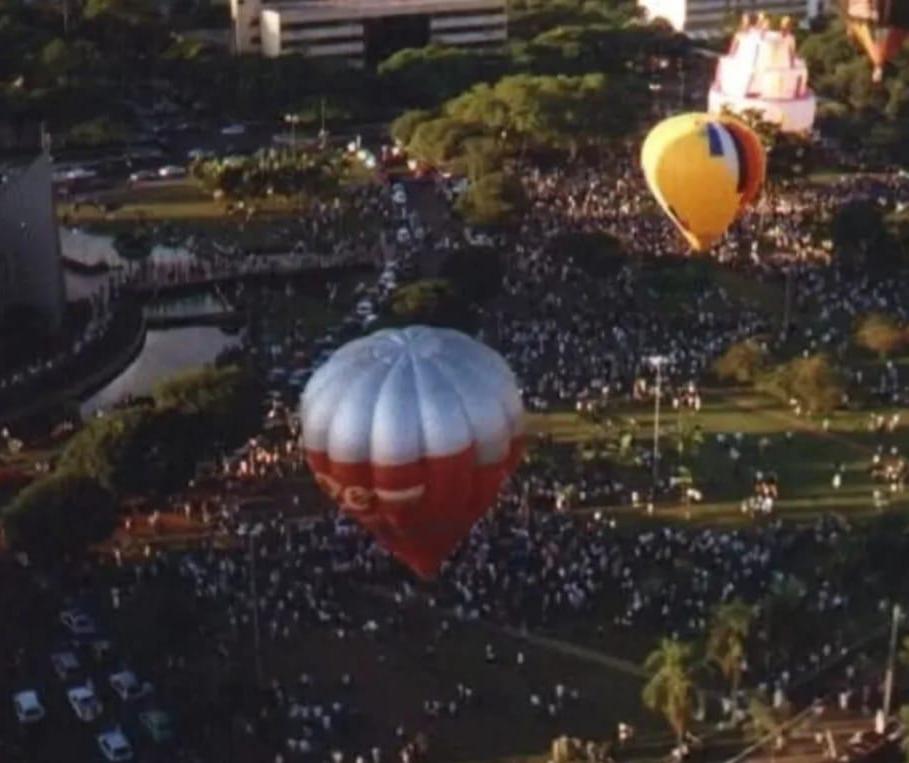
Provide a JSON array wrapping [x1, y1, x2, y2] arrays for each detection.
[[781, 266, 794, 340], [647, 355, 668, 488], [883, 603, 902, 718], [318, 97, 328, 148]]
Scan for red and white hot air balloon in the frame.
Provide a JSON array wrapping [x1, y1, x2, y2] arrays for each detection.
[[300, 325, 525, 579]]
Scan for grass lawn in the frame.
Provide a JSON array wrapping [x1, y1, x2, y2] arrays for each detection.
[[59, 178, 389, 254], [528, 386, 909, 526]]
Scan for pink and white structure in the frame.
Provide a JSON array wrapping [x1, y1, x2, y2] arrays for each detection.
[[708, 16, 816, 134]]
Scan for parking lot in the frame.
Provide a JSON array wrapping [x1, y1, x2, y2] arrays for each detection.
[[0, 560, 181, 763]]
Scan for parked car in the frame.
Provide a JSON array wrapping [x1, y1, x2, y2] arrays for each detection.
[[220, 123, 246, 136], [51, 651, 81, 681], [392, 188, 407, 205], [128, 170, 158, 184], [12, 690, 45, 724], [98, 728, 133, 761], [396, 227, 411, 245], [355, 300, 374, 318], [60, 609, 96, 637], [157, 165, 186, 179], [139, 709, 175, 743], [90, 639, 113, 663], [109, 670, 150, 702], [67, 685, 102, 722]]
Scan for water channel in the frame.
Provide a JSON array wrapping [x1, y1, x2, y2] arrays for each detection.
[[61, 230, 242, 416]]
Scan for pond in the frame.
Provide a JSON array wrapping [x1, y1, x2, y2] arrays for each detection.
[[80, 326, 241, 416]]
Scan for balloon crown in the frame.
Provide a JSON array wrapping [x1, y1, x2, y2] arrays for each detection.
[[739, 12, 793, 34]]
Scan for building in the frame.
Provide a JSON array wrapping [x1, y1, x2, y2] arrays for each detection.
[[638, 0, 828, 36], [230, 0, 507, 61], [0, 152, 66, 332]]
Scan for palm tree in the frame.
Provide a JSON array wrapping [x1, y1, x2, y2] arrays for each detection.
[[642, 638, 697, 744], [707, 599, 754, 696]]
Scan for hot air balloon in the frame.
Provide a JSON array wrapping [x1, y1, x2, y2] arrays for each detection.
[[641, 112, 766, 252], [840, 0, 909, 82], [300, 326, 524, 579]]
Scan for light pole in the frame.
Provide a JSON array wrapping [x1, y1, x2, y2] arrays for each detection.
[[284, 113, 301, 148], [647, 355, 669, 488], [318, 96, 328, 147], [883, 603, 903, 718]]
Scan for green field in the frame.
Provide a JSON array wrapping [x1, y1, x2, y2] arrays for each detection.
[[529, 386, 909, 525]]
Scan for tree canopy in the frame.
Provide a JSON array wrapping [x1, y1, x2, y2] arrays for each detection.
[[2, 472, 116, 563], [58, 366, 259, 496]]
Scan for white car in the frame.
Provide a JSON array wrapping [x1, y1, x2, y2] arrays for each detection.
[[396, 227, 411, 245], [128, 170, 157, 184], [220, 123, 246, 136], [355, 300, 374, 318], [157, 165, 186, 179], [67, 685, 103, 722], [12, 690, 45, 724], [51, 651, 81, 681], [392, 189, 407, 205], [56, 167, 97, 182], [109, 670, 150, 702], [60, 609, 96, 636], [98, 729, 133, 762]]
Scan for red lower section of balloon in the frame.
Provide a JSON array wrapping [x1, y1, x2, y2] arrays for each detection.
[[305, 438, 524, 579]]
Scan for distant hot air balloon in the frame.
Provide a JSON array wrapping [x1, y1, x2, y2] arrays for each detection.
[[641, 112, 766, 252], [300, 326, 524, 579], [840, 0, 909, 82]]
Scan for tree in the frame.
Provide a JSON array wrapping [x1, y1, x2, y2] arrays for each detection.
[[385, 279, 475, 333], [642, 638, 697, 743], [57, 406, 199, 496], [379, 45, 507, 108], [758, 354, 844, 415], [408, 117, 483, 167], [552, 232, 627, 278], [65, 117, 128, 147], [113, 230, 153, 262], [439, 246, 503, 303], [2, 473, 116, 563], [713, 339, 767, 384], [390, 109, 433, 146], [855, 313, 909, 358], [831, 199, 894, 271], [744, 695, 791, 746], [706, 599, 754, 695], [153, 365, 260, 447], [456, 172, 528, 227]]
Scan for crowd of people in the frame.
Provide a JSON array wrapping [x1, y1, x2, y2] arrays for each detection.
[[10, 118, 909, 763]]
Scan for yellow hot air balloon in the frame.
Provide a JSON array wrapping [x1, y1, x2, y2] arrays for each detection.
[[641, 112, 766, 252]]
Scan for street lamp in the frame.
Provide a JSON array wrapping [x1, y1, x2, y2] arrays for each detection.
[[284, 113, 302, 148], [646, 355, 670, 488], [883, 603, 903, 717]]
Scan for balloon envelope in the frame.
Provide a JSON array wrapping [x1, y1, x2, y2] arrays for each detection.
[[840, 0, 909, 79], [300, 326, 524, 578], [641, 112, 766, 252]]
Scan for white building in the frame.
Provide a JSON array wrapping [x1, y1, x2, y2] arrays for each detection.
[[637, 0, 828, 36], [231, 0, 507, 60], [0, 152, 66, 331]]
